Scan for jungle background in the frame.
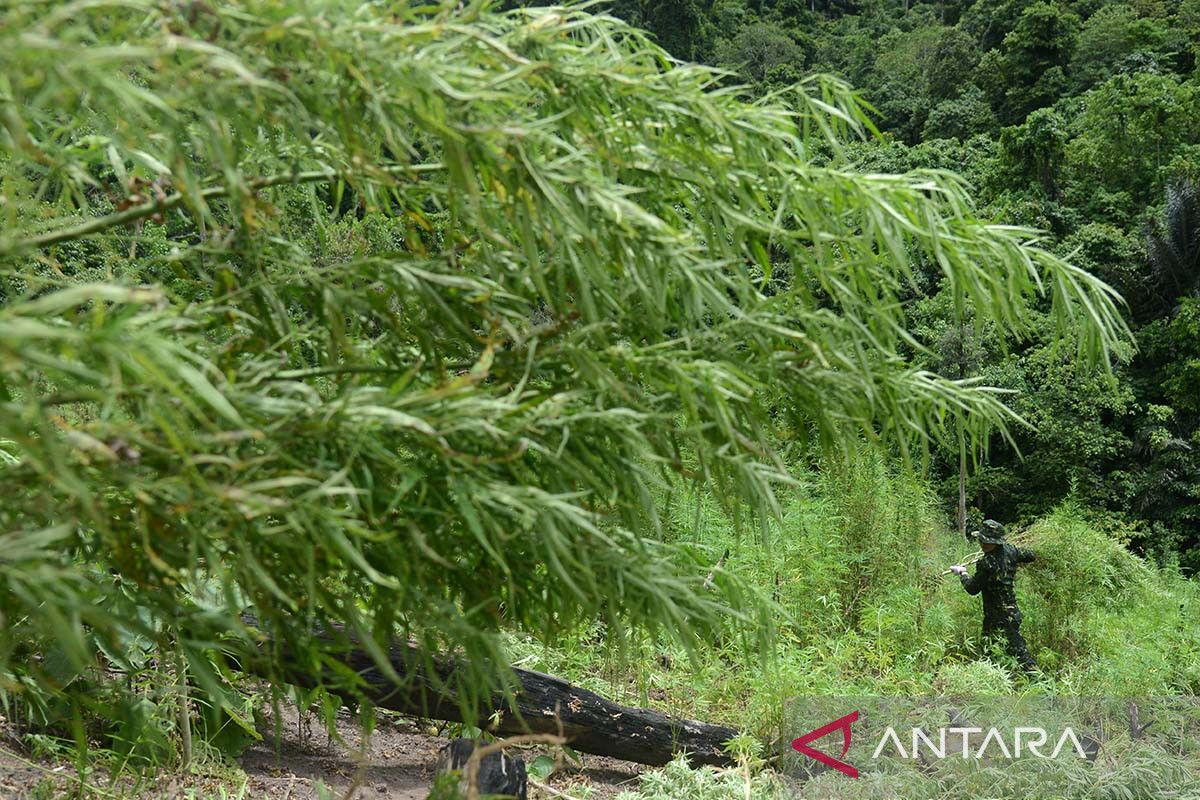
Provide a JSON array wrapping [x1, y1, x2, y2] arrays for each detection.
[[529, 0, 1200, 571], [1, 1, 1198, 798]]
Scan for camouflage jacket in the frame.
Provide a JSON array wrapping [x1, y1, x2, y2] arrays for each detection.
[[959, 542, 1036, 624]]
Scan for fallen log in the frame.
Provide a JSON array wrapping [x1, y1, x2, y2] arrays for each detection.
[[246, 620, 740, 767]]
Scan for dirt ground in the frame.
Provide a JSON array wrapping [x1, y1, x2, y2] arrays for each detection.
[[240, 706, 647, 800], [0, 707, 646, 800], [0, 750, 45, 800]]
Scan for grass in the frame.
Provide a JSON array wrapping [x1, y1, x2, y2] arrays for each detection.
[[519, 452, 1200, 799], [0, 741, 251, 800], [6, 450, 1198, 797], [506, 451, 1200, 742]]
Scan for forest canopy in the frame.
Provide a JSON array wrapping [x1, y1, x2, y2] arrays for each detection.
[[586, 0, 1200, 566]]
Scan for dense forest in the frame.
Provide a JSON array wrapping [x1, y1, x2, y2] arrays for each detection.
[[548, 0, 1200, 570], [1, 1, 1198, 799]]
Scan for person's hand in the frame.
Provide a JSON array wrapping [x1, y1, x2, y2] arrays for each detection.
[[949, 565, 967, 576]]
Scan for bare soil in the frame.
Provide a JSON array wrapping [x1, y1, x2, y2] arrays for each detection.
[[0, 708, 646, 799], [241, 706, 646, 799]]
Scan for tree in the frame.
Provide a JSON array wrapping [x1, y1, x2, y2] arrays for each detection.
[[974, 338, 1136, 521], [1061, 222, 1147, 317], [1144, 179, 1200, 319], [998, 108, 1069, 197], [1111, 180, 1200, 562], [1066, 73, 1200, 209], [960, 0, 1034, 51], [715, 22, 807, 82], [1125, 301, 1200, 565], [1070, 4, 1169, 93], [0, 0, 1126, 734], [926, 27, 982, 103], [642, 0, 716, 61], [923, 85, 999, 140], [867, 22, 943, 141], [990, 2, 1080, 123], [910, 291, 992, 538]]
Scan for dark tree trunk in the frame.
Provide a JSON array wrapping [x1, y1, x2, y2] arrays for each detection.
[[959, 433, 968, 541], [247, 620, 740, 767]]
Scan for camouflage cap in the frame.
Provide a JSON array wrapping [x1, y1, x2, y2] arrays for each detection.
[[974, 519, 1006, 545]]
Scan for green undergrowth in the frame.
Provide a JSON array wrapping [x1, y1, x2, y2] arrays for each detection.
[[522, 452, 1200, 798], [5, 453, 1196, 797], [506, 453, 1200, 743], [614, 755, 794, 800]]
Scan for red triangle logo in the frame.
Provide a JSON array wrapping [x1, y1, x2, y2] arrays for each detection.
[[791, 710, 859, 778]]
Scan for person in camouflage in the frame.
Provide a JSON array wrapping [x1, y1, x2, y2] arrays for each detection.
[[950, 520, 1038, 673]]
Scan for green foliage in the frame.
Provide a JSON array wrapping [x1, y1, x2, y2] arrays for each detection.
[[715, 22, 807, 82], [926, 28, 981, 104], [989, 2, 1080, 123], [959, 0, 1033, 51], [3, 0, 1199, 788], [1070, 4, 1172, 92], [1132, 297, 1200, 566], [1154, 299, 1200, 417], [932, 660, 1014, 695], [1019, 506, 1149, 654], [1067, 73, 1200, 209], [526, 753, 558, 781], [641, 0, 714, 60], [662, 0, 1200, 567], [868, 22, 943, 140], [1061, 222, 1145, 305], [923, 86, 998, 141], [521, 467, 1200, 797], [1144, 178, 1200, 317], [426, 770, 466, 800], [614, 755, 792, 800], [0, 0, 1132, 773], [511, 456, 1200, 748], [998, 108, 1069, 197], [976, 339, 1136, 518]]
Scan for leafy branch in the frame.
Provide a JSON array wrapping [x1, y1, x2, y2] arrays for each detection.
[[0, 164, 443, 256]]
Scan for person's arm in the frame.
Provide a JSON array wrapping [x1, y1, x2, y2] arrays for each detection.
[[1015, 547, 1036, 564], [960, 570, 981, 595], [959, 562, 986, 595]]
